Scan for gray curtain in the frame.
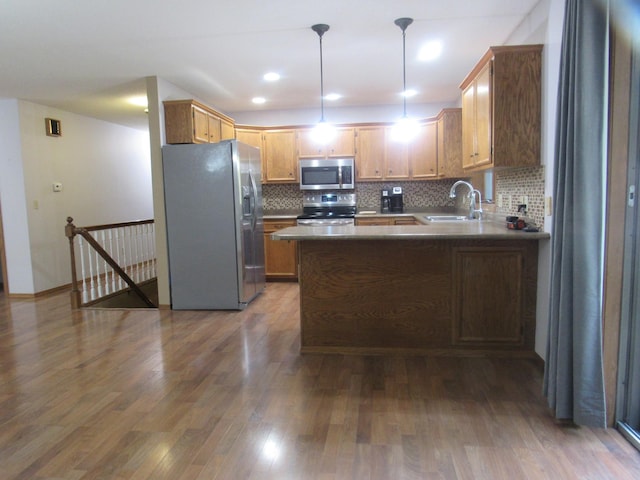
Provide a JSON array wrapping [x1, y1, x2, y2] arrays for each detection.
[[543, 0, 609, 427]]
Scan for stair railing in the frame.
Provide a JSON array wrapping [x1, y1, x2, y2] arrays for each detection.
[[65, 217, 156, 308]]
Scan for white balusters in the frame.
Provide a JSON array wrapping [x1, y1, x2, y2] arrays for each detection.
[[70, 220, 156, 306]]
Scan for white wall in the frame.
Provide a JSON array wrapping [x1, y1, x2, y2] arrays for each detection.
[[0, 100, 153, 294], [505, 0, 566, 359], [146, 76, 202, 306], [0, 99, 35, 293]]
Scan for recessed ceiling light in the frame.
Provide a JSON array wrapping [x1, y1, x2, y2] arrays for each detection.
[[324, 93, 342, 101], [263, 72, 280, 82], [418, 41, 443, 61], [252, 97, 266, 104], [401, 89, 418, 98]]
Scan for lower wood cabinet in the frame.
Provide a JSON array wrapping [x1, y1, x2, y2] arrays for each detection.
[[356, 216, 418, 226], [263, 219, 298, 280], [452, 245, 533, 346], [297, 238, 538, 355]]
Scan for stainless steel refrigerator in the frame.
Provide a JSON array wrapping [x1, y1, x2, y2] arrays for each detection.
[[162, 140, 265, 310]]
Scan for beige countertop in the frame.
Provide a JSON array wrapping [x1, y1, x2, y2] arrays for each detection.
[[271, 220, 550, 241], [263, 209, 300, 219]]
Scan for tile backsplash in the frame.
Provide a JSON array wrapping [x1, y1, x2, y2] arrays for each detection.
[[495, 166, 545, 228], [263, 166, 546, 229], [262, 180, 458, 211]]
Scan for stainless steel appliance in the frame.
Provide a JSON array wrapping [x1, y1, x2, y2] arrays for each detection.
[[381, 186, 404, 213], [296, 192, 356, 226], [162, 140, 265, 310], [299, 157, 355, 190]]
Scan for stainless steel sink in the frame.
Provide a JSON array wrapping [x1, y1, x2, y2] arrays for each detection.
[[425, 215, 471, 222]]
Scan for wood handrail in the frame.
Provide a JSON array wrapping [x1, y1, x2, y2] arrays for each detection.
[[80, 219, 154, 232], [65, 217, 156, 308]]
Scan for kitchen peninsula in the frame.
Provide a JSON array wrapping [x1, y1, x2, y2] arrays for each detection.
[[273, 219, 549, 357]]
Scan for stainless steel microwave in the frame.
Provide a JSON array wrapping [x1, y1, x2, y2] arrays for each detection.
[[299, 158, 355, 190]]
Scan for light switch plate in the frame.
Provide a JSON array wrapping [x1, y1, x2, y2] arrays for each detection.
[[545, 196, 553, 216]]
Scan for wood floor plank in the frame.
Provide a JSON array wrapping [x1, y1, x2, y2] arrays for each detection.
[[1, 282, 639, 479]]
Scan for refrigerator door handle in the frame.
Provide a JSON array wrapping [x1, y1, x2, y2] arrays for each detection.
[[249, 172, 258, 230]]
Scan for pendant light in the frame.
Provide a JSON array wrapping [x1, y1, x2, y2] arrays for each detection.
[[391, 17, 419, 142], [310, 23, 336, 144]]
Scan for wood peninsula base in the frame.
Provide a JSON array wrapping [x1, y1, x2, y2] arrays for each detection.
[[298, 238, 539, 357]]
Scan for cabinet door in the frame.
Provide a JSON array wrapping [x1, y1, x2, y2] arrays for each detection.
[[461, 84, 476, 169], [452, 247, 524, 345], [437, 109, 463, 178], [263, 130, 298, 182], [328, 127, 355, 157], [474, 62, 492, 167], [192, 106, 210, 143], [208, 115, 221, 143], [355, 126, 385, 180], [236, 128, 265, 181], [220, 119, 235, 140], [297, 129, 325, 157], [355, 217, 393, 226], [384, 127, 410, 179], [264, 220, 298, 279], [236, 128, 262, 149], [410, 122, 438, 179], [298, 127, 355, 158], [393, 217, 418, 225]]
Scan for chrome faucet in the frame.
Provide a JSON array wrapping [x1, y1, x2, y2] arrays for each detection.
[[449, 180, 483, 220]]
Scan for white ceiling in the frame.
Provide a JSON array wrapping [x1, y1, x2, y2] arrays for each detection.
[[0, 0, 541, 130]]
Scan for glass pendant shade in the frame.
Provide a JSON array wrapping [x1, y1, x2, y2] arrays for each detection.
[[311, 119, 336, 144], [390, 116, 419, 142]]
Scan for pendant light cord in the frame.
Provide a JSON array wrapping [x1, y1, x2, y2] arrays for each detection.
[[394, 18, 413, 120], [312, 24, 330, 123], [319, 32, 325, 122], [401, 26, 407, 118]]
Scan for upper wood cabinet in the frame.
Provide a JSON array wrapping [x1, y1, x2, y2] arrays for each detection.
[[220, 119, 235, 141], [297, 127, 355, 158], [437, 108, 464, 178], [460, 44, 542, 170], [263, 129, 298, 183], [461, 62, 491, 169], [410, 122, 438, 179], [236, 127, 265, 181], [235, 128, 263, 150], [355, 126, 385, 180], [356, 123, 440, 181], [384, 126, 411, 179], [164, 99, 235, 144]]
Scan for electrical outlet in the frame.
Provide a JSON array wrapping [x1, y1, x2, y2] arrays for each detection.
[[519, 195, 529, 204]]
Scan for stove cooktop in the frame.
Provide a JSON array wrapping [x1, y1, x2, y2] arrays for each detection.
[[299, 192, 356, 219]]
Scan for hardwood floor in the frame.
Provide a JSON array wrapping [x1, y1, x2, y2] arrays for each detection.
[[1, 283, 639, 479]]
